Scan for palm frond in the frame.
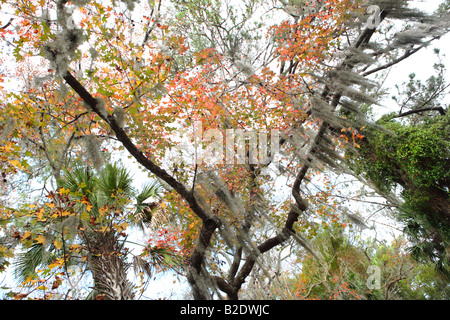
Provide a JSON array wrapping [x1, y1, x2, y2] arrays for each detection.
[[132, 255, 153, 279], [136, 181, 161, 204], [133, 181, 162, 229], [145, 246, 183, 271], [13, 244, 52, 284], [98, 163, 134, 201], [57, 167, 97, 196]]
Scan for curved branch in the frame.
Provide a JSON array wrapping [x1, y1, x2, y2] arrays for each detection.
[[62, 71, 213, 222], [0, 19, 12, 30]]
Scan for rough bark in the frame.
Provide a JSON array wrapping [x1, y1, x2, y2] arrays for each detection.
[[84, 231, 134, 300]]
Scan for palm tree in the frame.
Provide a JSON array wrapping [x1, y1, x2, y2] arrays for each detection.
[[13, 163, 163, 300]]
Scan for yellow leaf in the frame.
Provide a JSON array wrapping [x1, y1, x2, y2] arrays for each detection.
[[80, 211, 89, 221], [9, 159, 23, 169], [69, 244, 81, 251], [36, 208, 45, 221], [61, 210, 71, 217], [53, 239, 63, 250], [35, 234, 46, 245], [99, 226, 109, 233], [21, 231, 32, 240], [24, 276, 37, 285], [99, 206, 108, 217], [113, 221, 130, 232], [59, 187, 70, 195], [119, 221, 129, 231], [45, 202, 55, 208]]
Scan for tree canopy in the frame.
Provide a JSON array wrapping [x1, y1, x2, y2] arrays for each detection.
[[0, 0, 449, 300]]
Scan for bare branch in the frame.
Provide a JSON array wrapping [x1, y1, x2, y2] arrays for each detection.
[[391, 106, 446, 119]]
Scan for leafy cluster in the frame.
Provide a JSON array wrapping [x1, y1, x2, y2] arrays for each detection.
[[347, 103, 449, 278], [353, 114, 449, 192], [292, 226, 449, 300]]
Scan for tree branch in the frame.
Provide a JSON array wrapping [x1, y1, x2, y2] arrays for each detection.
[[0, 19, 12, 30], [391, 106, 446, 119], [62, 70, 223, 300], [362, 47, 421, 77], [62, 71, 212, 222], [353, 10, 389, 49], [362, 37, 440, 77]]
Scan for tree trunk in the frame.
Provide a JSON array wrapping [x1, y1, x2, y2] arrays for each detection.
[[85, 231, 134, 300]]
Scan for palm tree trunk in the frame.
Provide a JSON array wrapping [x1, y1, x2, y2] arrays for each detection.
[[85, 231, 135, 300]]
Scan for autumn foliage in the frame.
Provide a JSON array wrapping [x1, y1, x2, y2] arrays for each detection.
[[0, 0, 449, 300]]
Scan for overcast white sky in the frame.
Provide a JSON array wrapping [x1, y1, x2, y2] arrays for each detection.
[[380, 0, 450, 109]]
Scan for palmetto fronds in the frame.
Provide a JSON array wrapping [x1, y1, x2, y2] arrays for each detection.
[[14, 162, 163, 299], [134, 181, 162, 229], [97, 163, 134, 203], [132, 255, 153, 279], [13, 244, 54, 284], [58, 166, 97, 196]]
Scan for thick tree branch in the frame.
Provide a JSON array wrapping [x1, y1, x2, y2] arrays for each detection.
[[228, 246, 242, 282], [62, 71, 213, 222], [213, 276, 239, 300], [353, 10, 389, 49]]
